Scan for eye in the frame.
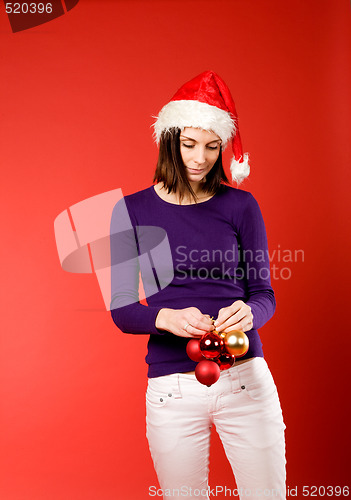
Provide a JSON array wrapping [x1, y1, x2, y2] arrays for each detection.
[[207, 145, 219, 151], [181, 143, 195, 149]]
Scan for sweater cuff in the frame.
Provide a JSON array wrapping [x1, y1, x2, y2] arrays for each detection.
[[149, 306, 167, 335], [246, 298, 276, 331], [110, 303, 167, 335]]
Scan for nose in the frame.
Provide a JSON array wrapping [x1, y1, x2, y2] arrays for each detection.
[[194, 146, 206, 165]]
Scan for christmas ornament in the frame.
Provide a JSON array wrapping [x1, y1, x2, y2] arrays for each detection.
[[186, 338, 204, 362], [219, 329, 249, 357], [199, 332, 224, 360], [216, 351, 235, 370], [195, 359, 220, 387], [185, 316, 249, 386]]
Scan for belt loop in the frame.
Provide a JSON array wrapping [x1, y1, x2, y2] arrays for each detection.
[[171, 374, 182, 399], [229, 366, 241, 393]]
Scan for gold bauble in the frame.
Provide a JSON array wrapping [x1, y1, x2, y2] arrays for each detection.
[[222, 330, 249, 357]]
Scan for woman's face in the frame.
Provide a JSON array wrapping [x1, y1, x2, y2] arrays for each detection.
[[179, 127, 222, 183]]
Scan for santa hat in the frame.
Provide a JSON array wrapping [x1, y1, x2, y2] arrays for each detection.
[[153, 70, 250, 184]]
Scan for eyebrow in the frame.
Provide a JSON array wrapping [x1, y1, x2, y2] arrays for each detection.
[[180, 135, 222, 144]]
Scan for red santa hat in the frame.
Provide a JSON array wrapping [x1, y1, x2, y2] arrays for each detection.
[[153, 70, 250, 184]]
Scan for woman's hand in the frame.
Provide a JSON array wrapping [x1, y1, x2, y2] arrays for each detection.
[[155, 307, 214, 338], [214, 300, 253, 334]]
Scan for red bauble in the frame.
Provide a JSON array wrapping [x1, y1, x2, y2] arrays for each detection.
[[216, 352, 235, 370], [186, 339, 204, 362], [199, 332, 224, 360], [195, 360, 220, 386]]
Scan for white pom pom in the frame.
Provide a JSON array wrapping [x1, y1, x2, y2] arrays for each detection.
[[230, 153, 250, 184]]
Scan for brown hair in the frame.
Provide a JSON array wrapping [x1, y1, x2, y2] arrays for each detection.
[[153, 128, 230, 204]]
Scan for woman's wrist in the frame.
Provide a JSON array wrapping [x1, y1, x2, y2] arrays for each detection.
[[155, 308, 173, 331]]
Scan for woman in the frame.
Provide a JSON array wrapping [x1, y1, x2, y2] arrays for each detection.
[[110, 71, 286, 499]]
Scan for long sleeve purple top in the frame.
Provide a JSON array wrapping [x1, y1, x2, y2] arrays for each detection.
[[110, 184, 276, 378]]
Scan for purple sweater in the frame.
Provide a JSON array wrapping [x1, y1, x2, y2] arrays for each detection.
[[110, 184, 276, 378]]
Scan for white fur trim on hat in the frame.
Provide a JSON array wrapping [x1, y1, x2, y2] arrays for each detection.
[[154, 100, 236, 147], [230, 153, 250, 184]]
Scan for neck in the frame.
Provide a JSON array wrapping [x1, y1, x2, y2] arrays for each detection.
[[188, 181, 205, 196], [154, 181, 212, 205]]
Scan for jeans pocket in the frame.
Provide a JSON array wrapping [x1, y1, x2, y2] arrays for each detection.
[[146, 386, 171, 409], [238, 358, 277, 401]]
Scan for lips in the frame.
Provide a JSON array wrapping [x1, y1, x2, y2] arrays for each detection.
[[187, 168, 205, 174]]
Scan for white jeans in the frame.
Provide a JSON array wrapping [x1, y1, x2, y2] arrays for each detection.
[[146, 358, 286, 499]]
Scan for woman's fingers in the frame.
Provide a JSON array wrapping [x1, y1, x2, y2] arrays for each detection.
[[214, 303, 241, 330], [214, 301, 253, 333], [174, 302, 253, 338], [216, 313, 245, 332], [221, 316, 253, 333], [185, 312, 213, 336], [191, 311, 213, 329], [184, 325, 208, 337], [178, 308, 214, 338]]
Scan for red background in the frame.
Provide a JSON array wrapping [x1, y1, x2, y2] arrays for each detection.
[[1, 1, 350, 499]]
